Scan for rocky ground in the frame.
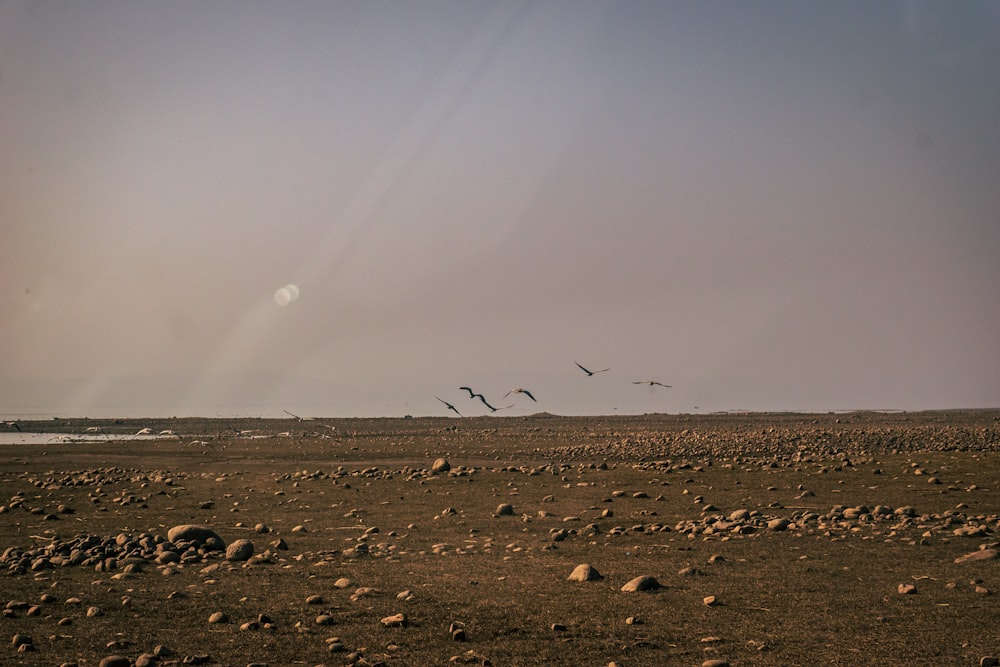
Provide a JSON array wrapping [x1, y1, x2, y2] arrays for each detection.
[[1, 410, 998, 666]]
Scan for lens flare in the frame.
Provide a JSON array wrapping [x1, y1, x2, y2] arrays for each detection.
[[273, 283, 300, 307]]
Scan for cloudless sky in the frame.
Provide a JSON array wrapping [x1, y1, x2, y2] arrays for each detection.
[[2, 1, 999, 418]]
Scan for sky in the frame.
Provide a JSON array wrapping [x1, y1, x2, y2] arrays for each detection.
[[2, 1, 999, 419]]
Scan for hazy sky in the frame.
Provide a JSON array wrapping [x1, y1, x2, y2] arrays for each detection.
[[2, 1, 999, 418]]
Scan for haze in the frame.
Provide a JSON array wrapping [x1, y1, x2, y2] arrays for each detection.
[[2, 1, 999, 418]]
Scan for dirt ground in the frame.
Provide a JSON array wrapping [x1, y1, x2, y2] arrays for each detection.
[[2, 410, 998, 666]]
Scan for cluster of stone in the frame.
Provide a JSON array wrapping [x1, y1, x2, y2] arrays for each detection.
[[0, 525, 247, 575]]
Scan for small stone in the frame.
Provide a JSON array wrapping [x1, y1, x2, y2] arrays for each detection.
[[87, 606, 104, 617], [315, 614, 335, 626], [980, 657, 999, 667], [767, 518, 789, 531], [703, 595, 718, 606], [208, 611, 229, 624], [432, 458, 451, 473], [955, 548, 998, 564], [567, 564, 604, 582], [621, 575, 661, 592], [11, 634, 33, 649], [702, 660, 730, 667], [897, 583, 917, 595], [306, 595, 324, 605], [226, 539, 254, 562], [381, 613, 406, 627], [495, 503, 515, 516], [99, 657, 132, 667], [551, 623, 567, 631]]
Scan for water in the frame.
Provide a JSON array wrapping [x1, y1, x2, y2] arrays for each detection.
[[0, 433, 165, 445]]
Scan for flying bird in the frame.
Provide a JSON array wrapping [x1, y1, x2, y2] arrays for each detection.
[[460, 387, 500, 412], [633, 380, 672, 388], [504, 388, 537, 402], [575, 361, 609, 376], [283, 409, 314, 421], [436, 397, 462, 417]]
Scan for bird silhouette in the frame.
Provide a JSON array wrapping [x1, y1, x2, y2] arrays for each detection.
[[3, 421, 22, 432], [436, 397, 462, 417], [575, 361, 609, 376], [460, 387, 500, 412], [504, 388, 537, 402], [633, 380, 672, 388]]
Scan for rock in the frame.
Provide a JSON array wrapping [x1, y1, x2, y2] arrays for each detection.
[[381, 612, 406, 627], [99, 657, 131, 667], [167, 525, 226, 549], [567, 564, 604, 582], [980, 657, 999, 667], [306, 595, 324, 605], [350, 587, 380, 602], [226, 539, 254, 562], [208, 611, 229, 624], [767, 518, 789, 531], [496, 503, 515, 516], [702, 660, 730, 667], [432, 458, 451, 473], [621, 575, 661, 592], [955, 549, 998, 564], [898, 583, 917, 595], [11, 634, 32, 649]]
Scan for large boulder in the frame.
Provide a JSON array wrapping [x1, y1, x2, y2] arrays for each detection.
[[167, 525, 226, 550]]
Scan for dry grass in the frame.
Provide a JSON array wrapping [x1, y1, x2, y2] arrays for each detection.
[[1, 411, 998, 666]]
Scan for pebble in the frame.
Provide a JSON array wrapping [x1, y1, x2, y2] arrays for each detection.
[[208, 611, 229, 624]]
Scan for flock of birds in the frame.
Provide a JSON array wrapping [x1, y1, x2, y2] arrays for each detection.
[[434, 361, 671, 417], [0, 362, 675, 429]]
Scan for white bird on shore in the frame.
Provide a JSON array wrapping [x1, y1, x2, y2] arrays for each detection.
[[135, 428, 153, 435], [3, 421, 22, 431], [504, 388, 537, 402], [575, 362, 609, 377]]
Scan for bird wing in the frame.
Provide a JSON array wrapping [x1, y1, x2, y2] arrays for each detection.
[[575, 361, 592, 375], [522, 389, 537, 401]]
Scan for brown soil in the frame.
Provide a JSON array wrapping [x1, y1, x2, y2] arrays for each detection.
[[2, 410, 998, 666]]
